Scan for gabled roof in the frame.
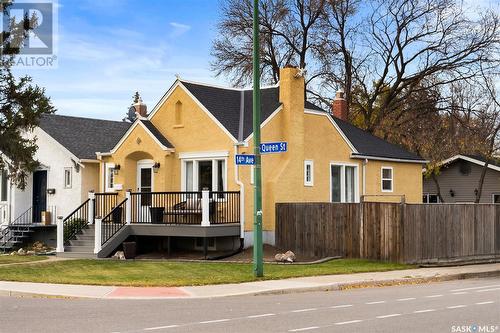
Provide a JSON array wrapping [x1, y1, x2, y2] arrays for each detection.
[[332, 117, 426, 162], [438, 154, 500, 172], [105, 118, 175, 155], [38, 114, 131, 160], [139, 120, 174, 148], [181, 81, 322, 140]]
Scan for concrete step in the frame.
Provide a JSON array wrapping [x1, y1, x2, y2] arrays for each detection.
[[65, 245, 94, 253], [75, 235, 95, 241], [57, 252, 97, 259], [69, 239, 94, 246]]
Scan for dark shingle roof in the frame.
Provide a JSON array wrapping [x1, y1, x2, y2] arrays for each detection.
[[181, 80, 423, 162], [332, 117, 425, 161], [182, 82, 322, 140], [39, 114, 131, 160], [140, 120, 174, 148]]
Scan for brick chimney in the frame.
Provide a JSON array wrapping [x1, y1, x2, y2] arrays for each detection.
[[133, 97, 147, 118], [332, 90, 348, 121]]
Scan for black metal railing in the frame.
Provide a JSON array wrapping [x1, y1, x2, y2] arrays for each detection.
[[210, 191, 240, 224], [130, 192, 202, 224], [63, 199, 90, 244], [101, 199, 127, 246], [94, 193, 118, 219], [129, 191, 240, 225]]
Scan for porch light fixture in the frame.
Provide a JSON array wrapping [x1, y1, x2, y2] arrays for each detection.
[[113, 165, 121, 175], [449, 189, 455, 197], [153, 162, 161, 173]]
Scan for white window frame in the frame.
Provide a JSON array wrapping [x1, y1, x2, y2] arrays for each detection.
[[64, 167, 72, 189], [180, 156, 228, 192], [423, 193, 440, 204], [329, 162, 360, 203], [304, 160, 314, 187], [492, 193, 500, 204], [381, 166, 393, 192], [105, 163, 115, 193]]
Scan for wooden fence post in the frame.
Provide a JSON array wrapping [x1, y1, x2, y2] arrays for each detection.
[[359, 196, 364, 258]]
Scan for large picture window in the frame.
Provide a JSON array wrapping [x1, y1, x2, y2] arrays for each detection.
[[330, 163, 358, 203], [182, 158, 226, 192]]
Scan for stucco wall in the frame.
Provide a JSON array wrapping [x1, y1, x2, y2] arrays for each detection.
[[423, 161, 500, 203], [9, 128, 95, 222], [100, 68, 423, 244]]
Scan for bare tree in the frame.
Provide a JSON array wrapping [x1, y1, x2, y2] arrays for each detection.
[[211, 0, 326, 90], [347, 0, 500, 133]]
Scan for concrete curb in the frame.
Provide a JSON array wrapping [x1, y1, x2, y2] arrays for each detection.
[[249, 269, 500, 297], [0, 265, 498, 300]]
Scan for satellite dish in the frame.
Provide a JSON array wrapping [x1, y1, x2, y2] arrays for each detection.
[[127, 106, 136, 122]]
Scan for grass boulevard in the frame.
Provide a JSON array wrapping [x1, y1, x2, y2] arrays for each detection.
[[0, 257, 410, 287]]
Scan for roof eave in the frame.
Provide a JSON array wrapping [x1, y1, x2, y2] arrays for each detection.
[[351, 153, 428, 164]]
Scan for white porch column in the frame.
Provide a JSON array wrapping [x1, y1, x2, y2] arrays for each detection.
[[56, 216, 64, 253], [88, 191, 95, 224], [201, 190, 210, 226], [94, 218, 102, 254], [125, 191, 131, 225]]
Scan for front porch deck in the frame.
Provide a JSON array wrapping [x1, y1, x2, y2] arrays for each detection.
[[57, 190, 242, 258]]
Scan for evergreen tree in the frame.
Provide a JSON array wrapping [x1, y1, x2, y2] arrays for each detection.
[[0, 0, 55, 188]]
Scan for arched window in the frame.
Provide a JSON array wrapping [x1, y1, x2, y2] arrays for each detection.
[[175, 101, 182, 125]]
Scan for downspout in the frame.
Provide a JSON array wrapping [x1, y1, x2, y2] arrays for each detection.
[[362, 158, 368, 200]]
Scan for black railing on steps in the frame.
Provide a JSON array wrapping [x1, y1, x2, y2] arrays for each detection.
[[63, 199, 90, 244], [101, 198, 127, 246]]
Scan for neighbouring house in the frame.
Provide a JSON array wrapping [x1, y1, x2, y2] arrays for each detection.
[[0, 114, 130, 250], [82, 66, 426, 258], [423, 154, 500, 203]]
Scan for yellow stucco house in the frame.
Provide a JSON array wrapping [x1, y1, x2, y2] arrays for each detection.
[[87, 67, 424, 254]]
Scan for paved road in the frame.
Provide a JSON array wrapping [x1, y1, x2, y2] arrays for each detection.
[[1, 278, 499, 333]]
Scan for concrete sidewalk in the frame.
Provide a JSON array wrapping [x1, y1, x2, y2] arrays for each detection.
[[0, 263, 498, 300]]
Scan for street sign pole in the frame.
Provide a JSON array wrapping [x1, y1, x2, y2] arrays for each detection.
[[252, 0, 263, 277]]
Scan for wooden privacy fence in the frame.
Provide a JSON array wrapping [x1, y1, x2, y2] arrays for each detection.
[[276, 202, 500, 264]]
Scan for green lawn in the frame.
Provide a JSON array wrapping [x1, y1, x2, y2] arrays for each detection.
[[0, 259, 412, 287], [0, 255, 49, 265]]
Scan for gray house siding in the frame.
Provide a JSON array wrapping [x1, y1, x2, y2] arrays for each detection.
[[423, 161, 500, 203]]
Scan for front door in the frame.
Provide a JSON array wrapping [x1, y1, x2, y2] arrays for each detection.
[[32, 170, 47, 223]]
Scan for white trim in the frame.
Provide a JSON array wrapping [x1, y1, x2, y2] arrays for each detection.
[[80, 159, 100, 163], [437, 155, 500, 172], [63, 167, 72, 189], [492, 193, 500, 204], [147, 81, 238, 143], [108, 120, 174, 154], [351, 154, 428, 164], [304, 109, 358, 153], [179, 151, 229, 159], [244, 106, 283, 142], [381, 166, 394, 193], [104, 163, 115, 193], [304, 160, 314, 187], [137, 159, 154, 192], [329, 162, 360, 203]]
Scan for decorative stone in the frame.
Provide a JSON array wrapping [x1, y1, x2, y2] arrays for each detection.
[[17, 248, 25, 255], [112, 251, 126, 260], [284, 250, 296, 262]]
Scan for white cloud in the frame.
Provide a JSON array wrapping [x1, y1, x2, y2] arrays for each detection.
[[169, 22, 191, 38]]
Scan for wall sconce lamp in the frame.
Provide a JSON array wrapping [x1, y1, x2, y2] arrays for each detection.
[[474, 188, 479, 197], [113, 164, 121, 175], [449, 189, 455, 197], [153, 162, 161, 173]]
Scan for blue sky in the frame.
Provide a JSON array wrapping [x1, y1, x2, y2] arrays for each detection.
[[13, 0, 224, 120]]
